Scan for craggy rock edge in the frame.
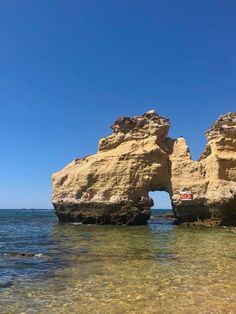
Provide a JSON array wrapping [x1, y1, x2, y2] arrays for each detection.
[[52, 110, 236, 226]]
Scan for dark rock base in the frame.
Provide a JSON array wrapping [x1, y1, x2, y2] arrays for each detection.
[[174, 200, 236, 226], [53, 202, 151, 225], [54, 199, 236, 226]]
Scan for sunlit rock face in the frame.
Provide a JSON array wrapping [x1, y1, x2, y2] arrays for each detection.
[[52, 110, 236, 226], [170, 112, 236, 225]]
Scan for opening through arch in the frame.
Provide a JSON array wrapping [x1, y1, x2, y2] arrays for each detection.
[[148, 191, 172, 216]]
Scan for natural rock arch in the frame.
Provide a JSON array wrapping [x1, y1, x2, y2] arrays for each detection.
[[52, 110, 236, 226]]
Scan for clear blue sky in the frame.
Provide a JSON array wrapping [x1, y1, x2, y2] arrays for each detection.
[[0, 0, 235, 209]]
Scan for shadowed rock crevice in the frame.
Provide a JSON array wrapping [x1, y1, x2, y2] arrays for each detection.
[[52, 110, 236, 226]]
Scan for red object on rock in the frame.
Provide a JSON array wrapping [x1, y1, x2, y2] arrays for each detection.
[[179, 191, 193, 201]]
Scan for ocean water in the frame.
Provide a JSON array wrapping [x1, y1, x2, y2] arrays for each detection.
[[0, 209, 236, 314]]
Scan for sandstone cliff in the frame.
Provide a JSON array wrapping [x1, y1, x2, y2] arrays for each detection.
[[52, 110, 236, 225]]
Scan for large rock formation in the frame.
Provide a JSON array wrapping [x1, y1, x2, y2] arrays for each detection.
[[52, 110, 236, 226]]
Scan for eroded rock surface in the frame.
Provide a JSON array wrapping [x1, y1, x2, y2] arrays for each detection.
[[52, 110, 236, 225]]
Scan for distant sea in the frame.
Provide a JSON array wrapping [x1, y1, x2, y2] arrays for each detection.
[[0, 208, 236, 313]]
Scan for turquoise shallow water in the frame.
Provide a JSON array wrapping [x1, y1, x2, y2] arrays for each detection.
[[0, 209, 236, 314]]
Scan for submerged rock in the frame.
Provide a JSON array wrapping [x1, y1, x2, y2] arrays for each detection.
[[2, 252, 46, 258], [52, 110, 236, 226]]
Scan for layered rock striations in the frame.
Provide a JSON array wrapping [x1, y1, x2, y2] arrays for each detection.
[[52, 110, 236, 226]]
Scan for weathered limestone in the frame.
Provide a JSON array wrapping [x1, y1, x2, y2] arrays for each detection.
[[52, 110, 236, 226], [171, 112, 236, 225]]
